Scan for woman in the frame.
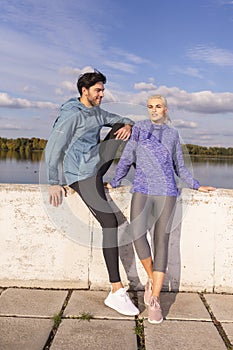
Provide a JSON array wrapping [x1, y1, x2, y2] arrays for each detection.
[[107, 95, 216, 324]]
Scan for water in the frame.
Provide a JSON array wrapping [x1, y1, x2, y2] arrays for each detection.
[[188, 157, 233, 189], [0, 151, 45, 184], [0, 151, 232, 189]]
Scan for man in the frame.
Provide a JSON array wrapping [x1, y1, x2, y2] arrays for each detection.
[[45, 70, 139, 316]]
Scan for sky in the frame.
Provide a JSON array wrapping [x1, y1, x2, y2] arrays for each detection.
[[0, 0, 233, 147]]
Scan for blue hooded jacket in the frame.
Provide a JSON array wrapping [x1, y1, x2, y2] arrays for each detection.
[[45, 98, 134, 185]]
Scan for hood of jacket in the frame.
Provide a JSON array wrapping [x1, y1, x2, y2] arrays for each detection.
[[60, 97, 100, 115]]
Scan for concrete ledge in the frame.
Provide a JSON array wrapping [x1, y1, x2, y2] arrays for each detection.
[[0, 184, 232, 292]]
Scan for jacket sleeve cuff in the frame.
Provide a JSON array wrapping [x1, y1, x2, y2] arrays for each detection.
[[110, 179, 119, 188], [49, 181, 60, 185], [193, 180, 201, 190]]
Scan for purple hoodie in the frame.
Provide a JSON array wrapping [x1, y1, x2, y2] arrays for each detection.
[[110, 119, 200, 196]]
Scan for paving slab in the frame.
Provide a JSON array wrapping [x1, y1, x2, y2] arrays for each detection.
[[50, 319, 137, 350], [145, 320, 226, 350], [0, 317, 53, 350], [0, 288, 68, 317], [138, 292, 211, 321], [64, 290, 137, 320], [221, 323, 233, 346], [205, 294, 233, 321]]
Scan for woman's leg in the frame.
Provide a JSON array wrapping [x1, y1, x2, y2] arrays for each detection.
[[146, 196, 176, 324], [130, 193, 154, 279], [151, 196, 176, 298]]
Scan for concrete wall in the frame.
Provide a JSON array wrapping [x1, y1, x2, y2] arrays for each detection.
[[0, 184, 232, 293]]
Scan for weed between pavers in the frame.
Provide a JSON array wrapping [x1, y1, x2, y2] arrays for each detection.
[[79, 312, 94, 321], [65, 312, 94, 321], [134, 317, 145, 350], [53, 314, 62, 328]]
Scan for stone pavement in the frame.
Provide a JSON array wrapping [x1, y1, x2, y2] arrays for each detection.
[[0, 287, 232, 350]]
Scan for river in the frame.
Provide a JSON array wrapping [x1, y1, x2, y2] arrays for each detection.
[[0, 151, 232, 189]]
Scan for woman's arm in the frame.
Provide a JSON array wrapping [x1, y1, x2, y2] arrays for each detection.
[[173, 131, 216, 192], [110, 125, 139, 187]]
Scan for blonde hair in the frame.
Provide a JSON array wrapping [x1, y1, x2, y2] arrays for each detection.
[[147, 94, 171, 125]]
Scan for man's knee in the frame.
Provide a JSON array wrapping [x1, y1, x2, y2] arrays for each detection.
[[100, 213, 118, 229]]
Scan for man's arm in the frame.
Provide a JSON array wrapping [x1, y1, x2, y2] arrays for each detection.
[[45, 113, 77, 206], [100, 108, 134, 140]]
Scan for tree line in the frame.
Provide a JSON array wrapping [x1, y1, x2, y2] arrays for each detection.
[[184, 144, 233, 157], [0, 137, 47, 153], [0, 137, 232, 157]]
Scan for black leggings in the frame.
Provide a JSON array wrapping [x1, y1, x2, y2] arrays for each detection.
[[130, 192, 176, 273], [70, 124, 124, 283]]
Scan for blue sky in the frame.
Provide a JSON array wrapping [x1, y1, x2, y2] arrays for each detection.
[[0, 0, 233, 147]]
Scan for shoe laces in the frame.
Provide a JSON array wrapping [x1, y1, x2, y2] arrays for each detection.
[[119, 287, 130, 302], [150, 296, 161, 309], [146, 279, 153, 290]]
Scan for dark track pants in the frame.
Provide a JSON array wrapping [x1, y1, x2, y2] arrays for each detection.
[[70, 124, 125, 283]]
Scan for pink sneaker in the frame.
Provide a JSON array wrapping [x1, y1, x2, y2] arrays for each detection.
[[144, 279, 153, 306], [148, 296, 163, 324]]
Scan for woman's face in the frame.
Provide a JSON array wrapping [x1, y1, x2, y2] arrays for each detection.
[[147, 97, 167, 124]]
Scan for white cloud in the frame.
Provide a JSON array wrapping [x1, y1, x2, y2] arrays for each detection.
[[2, 84, 232, 117], [0, 92, 57, 109], [104, 60, 136, 73], [187, 45, 233, 66], [173, 119, 198, 129], [220, 1, 233, 5], [61, 81, 77, 93], [23, 86, 30, 93], [59, 66, 94, 76], [130, 87, 233, 114], [199, 135, 212, 140], [176, 90, 233, 114], [102, 89, 119, 103], [134, 82, 157, 90], [108, 48, 149, 65], [173, 66, 203, 79], [104, 48, 151, 74], [0, 123, 25, 131]]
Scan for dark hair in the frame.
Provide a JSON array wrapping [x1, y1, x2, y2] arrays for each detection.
[[77, 69, 107, 96]]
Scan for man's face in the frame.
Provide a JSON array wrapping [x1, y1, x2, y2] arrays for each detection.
[[82, 82, 105, 107]]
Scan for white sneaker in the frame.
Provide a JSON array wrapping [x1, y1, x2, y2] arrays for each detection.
[[104, 287, 139, 316]]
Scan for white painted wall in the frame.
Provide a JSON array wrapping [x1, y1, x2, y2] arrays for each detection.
[[0, 184, 232, 293]]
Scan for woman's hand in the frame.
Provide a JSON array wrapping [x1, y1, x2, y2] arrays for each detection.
[[198, 186, 216, 193], [104, 182, 113, 189], [48, 185, 67, 206]]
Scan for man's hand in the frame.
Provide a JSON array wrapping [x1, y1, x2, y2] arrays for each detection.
[[114, 124, 132, 140], [48, 185, 66, 207], [198, 186, 216, 193]]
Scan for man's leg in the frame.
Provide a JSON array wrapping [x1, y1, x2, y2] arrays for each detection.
[[70, 176, 121, 283], [97, 123, 125, 177]]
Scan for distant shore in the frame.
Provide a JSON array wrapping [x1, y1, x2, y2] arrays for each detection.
[[0, 137, 233, 158]]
